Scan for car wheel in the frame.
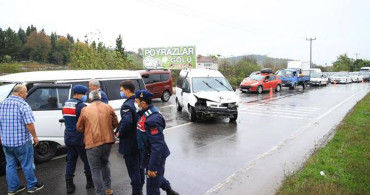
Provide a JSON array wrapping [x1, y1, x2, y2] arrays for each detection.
[[176, 98, 182, 112], [229, 113, 238, 123], [302, 82, 307, 89], [161, 90, 171, 102], [275, 84, 281, 92], [188, 106, 197, 122], [34, 141, 58, 163], [257, 86, 263, 94]]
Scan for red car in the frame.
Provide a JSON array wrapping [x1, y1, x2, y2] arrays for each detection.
[[239, 73, 282, 94], [139, 69, 173, 102]]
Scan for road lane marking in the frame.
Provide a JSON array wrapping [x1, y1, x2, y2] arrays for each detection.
[[239, 111, 307, 120], [159, 105, 176, 109], [165, 122, 192, 131], [204, 86, 369, 195]]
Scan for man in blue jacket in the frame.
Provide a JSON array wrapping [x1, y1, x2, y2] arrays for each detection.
[[62, 85, 93, 193], [89, 79, 108, 103], [115, 80, 144, 195], [135, 90, 179, 195]]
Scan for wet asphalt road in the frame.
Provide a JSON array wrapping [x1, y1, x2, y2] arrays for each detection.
[[0, 82, 369, 195]]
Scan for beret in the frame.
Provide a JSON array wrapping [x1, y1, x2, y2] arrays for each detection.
[[135, 90, 153, 100], [72, 85, 88, 94]]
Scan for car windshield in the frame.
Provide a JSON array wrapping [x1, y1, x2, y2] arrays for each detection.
[[0, 83, 16, 102], [276, 70, 294, 77], [192, 77, 233, 93], [311, 73, 322, 78], [250, 75, 264, 81]]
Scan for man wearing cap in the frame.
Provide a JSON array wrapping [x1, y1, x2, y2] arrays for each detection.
[[135, 90, 179, 195], [116, 80, 144, 195], [62, 85, 93, 193]]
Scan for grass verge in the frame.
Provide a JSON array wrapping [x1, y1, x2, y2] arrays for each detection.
[[276, 93, 370, 195]]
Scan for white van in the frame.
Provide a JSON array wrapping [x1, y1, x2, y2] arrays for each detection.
[[0, 70, 145, 162], [175, 69, 239, 122]]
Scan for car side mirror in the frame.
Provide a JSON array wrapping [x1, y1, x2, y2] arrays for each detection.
[[232, 86, 236, 91]]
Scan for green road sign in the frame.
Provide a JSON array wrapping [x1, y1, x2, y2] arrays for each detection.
[[142, 46, 196, 69]]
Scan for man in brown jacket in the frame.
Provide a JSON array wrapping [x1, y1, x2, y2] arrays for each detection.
[[77, 90, 118, 195]]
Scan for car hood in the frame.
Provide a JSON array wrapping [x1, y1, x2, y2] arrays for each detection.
[[194, 91, 240, 104], [241, 80, 260, 86], [310, 78, 323, 81]]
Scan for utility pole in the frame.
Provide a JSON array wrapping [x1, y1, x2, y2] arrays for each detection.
[[354, 53, 360, 60], [306, 37, 316, 68]]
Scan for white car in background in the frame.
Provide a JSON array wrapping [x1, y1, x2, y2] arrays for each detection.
[[349, 72, 363, 83], [309, 73, 329, 86], [331, 72, 351, 84]]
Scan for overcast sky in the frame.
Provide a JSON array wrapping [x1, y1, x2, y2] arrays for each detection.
[[1, 0, 369, 65]]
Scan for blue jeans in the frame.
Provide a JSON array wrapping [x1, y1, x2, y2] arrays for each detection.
[[3, 141, 38, 191]]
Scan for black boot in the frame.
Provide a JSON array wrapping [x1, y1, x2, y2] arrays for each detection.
[[132, 191, 143, 195], [165, 188, 179, 195], [66, 179, 76, 194], [86, 175, 94, 189]]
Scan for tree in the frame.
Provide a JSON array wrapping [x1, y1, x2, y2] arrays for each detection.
[[17, 28, 28, 61], [70, 41, 134, 70], [333, 54, 353, 72], [0, 28, 5, 62], [67, 34, 74, 44], [353, 59, 370, 71], [25, 30, 52, 62], [115, 34, 127, 59], [219, 57, 261, 86], [26, 25, 37, 36], [4, 28, 22, 61], [56, 36, 72, 65]]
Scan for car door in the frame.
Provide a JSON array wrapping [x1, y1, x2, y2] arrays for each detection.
[[149, 74, 162, 98], [268, 75, 277, 89], [26, 84, 71, 144], [182, 78, 191, 113], [176, 76, 184, 106]]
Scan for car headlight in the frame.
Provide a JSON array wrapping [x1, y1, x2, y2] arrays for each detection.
[[251, 83, 258, 86]]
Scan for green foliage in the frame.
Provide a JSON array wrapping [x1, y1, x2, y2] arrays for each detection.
[[0, 63, 23, 73], [70, 41, 135, 70], [352, 59, 370, 71], [277, 94, 370, 195], [333, 54, 353, 72], [115, 34, 127, 60], [25, 30, 51, 62], [219, 57, 261, 86]]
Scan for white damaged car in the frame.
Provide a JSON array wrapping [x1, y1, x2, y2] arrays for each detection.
[[176, 69, 239, 122]]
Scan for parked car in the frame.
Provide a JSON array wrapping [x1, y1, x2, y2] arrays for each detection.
[[349, 72, 364, 83], [0, 70, 146, 162], [276, 68, 310, 89], [138, 69, 173, 102], [331, 72, 351, 84], [176, 69, 239, 122], [240, 73, 282, 93], [309, 73, 329, 86], [359, 67, 370, 81]]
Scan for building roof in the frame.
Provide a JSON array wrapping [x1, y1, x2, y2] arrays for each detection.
[[197, 55, 215, 63]]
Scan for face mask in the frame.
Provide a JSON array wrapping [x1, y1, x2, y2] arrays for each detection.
[[134, 103, 140, 112], [120, 91, 127, 99], [81, 95, 87, 102]]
